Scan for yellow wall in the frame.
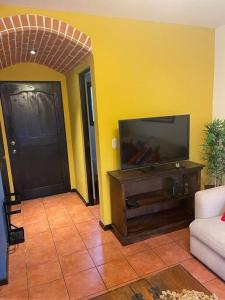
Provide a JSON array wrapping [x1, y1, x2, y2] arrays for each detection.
[[0, 4, 215, 225], [0, 63, 76, 190]]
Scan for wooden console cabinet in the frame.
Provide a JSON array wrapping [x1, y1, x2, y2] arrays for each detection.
[[108, 161, 204, 245]]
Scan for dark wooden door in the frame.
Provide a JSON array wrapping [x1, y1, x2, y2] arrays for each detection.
[[0, 82, 70, 200]]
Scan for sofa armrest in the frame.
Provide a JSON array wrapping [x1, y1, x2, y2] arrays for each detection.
[[195, 186, 225, 219]]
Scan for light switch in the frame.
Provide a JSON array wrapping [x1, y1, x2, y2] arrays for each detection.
[[112, 138, 117, 149]]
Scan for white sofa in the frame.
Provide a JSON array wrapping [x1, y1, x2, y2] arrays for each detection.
[[190, 186, 225, 281]]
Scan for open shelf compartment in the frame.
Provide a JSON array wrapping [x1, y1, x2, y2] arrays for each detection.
[[127, 206, 193, 234], [126, 189, 192, 219]]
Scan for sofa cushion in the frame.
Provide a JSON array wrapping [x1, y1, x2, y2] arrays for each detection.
[[190, 216, 225, 258]]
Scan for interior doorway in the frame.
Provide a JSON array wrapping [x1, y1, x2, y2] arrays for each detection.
[[79, 69, 99, 205], [0, 81, 70, 200]]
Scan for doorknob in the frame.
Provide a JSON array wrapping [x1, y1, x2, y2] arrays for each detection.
[[12, 149, 17, 155], [10, 141, 16, 146]]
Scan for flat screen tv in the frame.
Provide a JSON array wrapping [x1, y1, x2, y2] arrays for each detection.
[[119, 115, 190, 170]]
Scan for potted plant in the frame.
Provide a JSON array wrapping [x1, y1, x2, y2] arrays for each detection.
[[202, 119, 225, 187]]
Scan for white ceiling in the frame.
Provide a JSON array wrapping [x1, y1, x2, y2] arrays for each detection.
[[1, 0, 225, 28]]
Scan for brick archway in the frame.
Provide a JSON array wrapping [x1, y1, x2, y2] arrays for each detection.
[[0, 15, 92, 73]]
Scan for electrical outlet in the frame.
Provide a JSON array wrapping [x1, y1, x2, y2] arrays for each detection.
[[112, 138, 117, 149]]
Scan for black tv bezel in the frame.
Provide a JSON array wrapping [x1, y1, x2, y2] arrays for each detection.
[[118, 114, 190, 170]]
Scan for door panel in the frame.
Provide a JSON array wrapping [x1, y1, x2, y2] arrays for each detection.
[[1, 82, 70, 200], [11, 91, 58, 140]]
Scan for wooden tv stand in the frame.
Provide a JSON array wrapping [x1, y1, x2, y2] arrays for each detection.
[[108, 161, 204, 245]]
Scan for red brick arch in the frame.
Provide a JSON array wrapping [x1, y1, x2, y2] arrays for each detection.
[[0, 15, 92, 73]]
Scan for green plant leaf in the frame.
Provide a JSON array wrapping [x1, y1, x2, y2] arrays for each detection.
[[202, 118, 225, 185]]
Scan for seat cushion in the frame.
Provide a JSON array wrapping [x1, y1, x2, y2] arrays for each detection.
[[190, 216, 225, 258]]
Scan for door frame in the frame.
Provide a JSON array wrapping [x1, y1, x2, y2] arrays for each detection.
[[0, 124, 10, 197], [0, 81, 71, 199], [79, 69, 97, 205]]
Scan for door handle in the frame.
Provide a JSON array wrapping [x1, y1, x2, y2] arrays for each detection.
[[10, 141, 16, 146], [12, 149, 17, 155]]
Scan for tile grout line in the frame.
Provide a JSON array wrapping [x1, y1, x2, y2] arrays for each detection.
[[59, 194, 108, 297], [70, 206, 138, 291], [6, 197, 225, 298], [64, 199, 109, 293], [71, 204, 147, 290], [42, 196, 71, 299], [123, 247, 163, 280], [25, 197, 188, 291], [71, 210, 113, 294], [118, 235, 190, 280], [22, 198, 47, 299], [114, 237, 167, 281], [22, 200, 188, 294], [149, 236, 193, 268], [81, 227, 141, 290]]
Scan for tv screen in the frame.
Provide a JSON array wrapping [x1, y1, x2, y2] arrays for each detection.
[[119, 115, 190, 170]]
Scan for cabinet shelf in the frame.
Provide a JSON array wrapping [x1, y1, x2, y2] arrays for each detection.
[[126, 190, 192, 219], [127, 207, 193, 234]]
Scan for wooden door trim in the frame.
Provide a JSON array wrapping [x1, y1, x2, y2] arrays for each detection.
[[0, 125, 10, 196], [0, 83, 17, 193], [79, 69, 95, 205], [0, 81, 71, 199], [53, 82, 71, 194]]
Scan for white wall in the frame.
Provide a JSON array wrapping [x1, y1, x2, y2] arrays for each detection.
[[213, 25, 225, 118]]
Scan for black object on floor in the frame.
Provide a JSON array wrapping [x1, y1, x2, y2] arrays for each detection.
[[8, 224, 24, 245], [5, 193, 25, 245]]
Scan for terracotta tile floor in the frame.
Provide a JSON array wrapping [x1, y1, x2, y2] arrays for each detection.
[[1, 192, 225, 299]]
